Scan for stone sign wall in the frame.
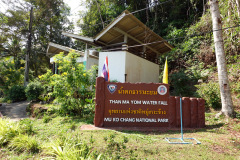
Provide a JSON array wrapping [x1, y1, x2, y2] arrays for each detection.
[[94, 77, 205, 128]]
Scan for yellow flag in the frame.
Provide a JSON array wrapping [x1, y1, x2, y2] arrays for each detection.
[[162, 57, 168, 84]]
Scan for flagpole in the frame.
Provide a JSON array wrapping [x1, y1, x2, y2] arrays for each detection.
[[180, 97, 183, 141], [162, 57, 168, 84]]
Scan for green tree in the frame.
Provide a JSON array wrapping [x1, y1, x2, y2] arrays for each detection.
[[0, 57, 25, 97], [39, 51, 97, 116], [78, 0, 204, 37], [0, 0, 74, 77], [78, 0, 126, 37]]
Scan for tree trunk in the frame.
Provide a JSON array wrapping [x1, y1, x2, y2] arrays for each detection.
[[210, 0, 234, 117], [24, 7, 33, 87], [94, 0, 104, 29], [145, 0, 149, 24], [203, 0, 206, 15], [228, 0, 232, 22], [235, 0, 240, 17]]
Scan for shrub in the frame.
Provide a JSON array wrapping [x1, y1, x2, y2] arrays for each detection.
[[39, 51, 97, 116], [8, 85, 26, 102], [0, 58, 25, 98], [196, 82, 221, 109], [25, 81, 44, 101]]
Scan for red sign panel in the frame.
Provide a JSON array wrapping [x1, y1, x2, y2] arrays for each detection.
[[96, 78, 169, 127], [94, 77, 205, 128]]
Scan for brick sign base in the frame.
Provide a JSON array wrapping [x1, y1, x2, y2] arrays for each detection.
[[94, 77, 205, 128]]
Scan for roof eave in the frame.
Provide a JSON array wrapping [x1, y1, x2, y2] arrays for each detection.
[[46, 42, 85, 57]]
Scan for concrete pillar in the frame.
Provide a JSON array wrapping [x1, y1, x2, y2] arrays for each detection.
[[94, 77, 105, 127], [190, 98, 198, 128]]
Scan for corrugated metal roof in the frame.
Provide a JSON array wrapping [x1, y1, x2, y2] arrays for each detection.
[[62, 32, 97, 46], [94, 10, 173, 62], [61, 10, 173, 64]]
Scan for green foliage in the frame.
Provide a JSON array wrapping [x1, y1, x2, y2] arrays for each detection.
[[0, 58, 25, 97], [19, 119, 35, 135], [185, 62, 211, 81], [25, 81, 44, 101], [79, 0, 204, 38], [43, 135, 96, 159], [232, 82, 240, 99], [8, 85, 26, 102], [79, 0, 126, 37], [84, 97, 95, 116], [219, 1, 240, 60], [161, 0, 240, 99], [227, 61, 240, 99], [33, 108, 45, 119], [196, 82, 221, 109], [169, 70, 197, 97], [39, 51, 97, 116], [0, 119, 20, 146], [9, 134, 40, 153], [42, 114, 52, 123], [103, 134, 130, 159], [1, 114, 240, 159], [0, 0, 73, 77]]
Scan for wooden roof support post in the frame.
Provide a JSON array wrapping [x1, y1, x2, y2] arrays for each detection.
[[84, 43, 89, 68], [141, 45, 146, 58], [113, 27, 161, 55], [124, 34, 128, 43], [122, 34, 128, 51], [85, 43, 88, 52], [106, 25, 139, 44], [143, 46, 146, 53]]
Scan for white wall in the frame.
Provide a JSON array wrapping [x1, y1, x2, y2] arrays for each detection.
[[50, 54, 98, 71], [125, 52, 159, 83], [98, 51, 159, 83], [86, 57, 99, 70], [76, 57, 84, 63], [98, 51, 126, 82]]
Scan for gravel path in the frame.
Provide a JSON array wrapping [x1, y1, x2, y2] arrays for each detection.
[[0, 101, 29, 121]]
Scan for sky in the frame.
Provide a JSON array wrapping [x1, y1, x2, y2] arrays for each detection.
[[63, 0, 87, 33], [0, 0, 8, 13]]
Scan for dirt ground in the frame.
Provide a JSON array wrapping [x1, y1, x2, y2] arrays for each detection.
[[0, 101, 29, 121]]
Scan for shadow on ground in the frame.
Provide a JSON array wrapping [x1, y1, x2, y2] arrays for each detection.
[[0, 101, 29, 121]]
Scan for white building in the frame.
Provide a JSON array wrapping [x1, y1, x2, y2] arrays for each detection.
[[47, 10, 173, 83], [47, 42, 98, 73]]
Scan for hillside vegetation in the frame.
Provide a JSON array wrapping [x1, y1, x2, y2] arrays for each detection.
[[0, 0, 240, 159], [80, 0, 240, 111], [1, 0, 239, 110]]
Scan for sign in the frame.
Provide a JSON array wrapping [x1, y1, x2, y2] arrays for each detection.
[[95, 77, 169, 127], [94, 77, 205, 128]]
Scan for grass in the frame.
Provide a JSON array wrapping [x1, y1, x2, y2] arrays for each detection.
[[0, 118, 20, 146], [8, 134, 40, 153], [0, 110, 239, 159]]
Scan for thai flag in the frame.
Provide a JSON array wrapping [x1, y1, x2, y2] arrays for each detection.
[[101, 56, 109, 81]]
